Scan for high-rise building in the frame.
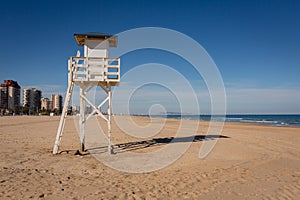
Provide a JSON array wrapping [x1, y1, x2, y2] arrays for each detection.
[[41, 97, 51, 110], [23, 88, 42, 110], [51, 94, 63, 112], [0, 80, 21, 110]]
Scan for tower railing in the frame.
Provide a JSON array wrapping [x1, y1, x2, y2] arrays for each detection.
[[70, 57, 120, 83]]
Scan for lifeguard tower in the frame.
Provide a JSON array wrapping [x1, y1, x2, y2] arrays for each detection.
[[53, 32, 120, 154]]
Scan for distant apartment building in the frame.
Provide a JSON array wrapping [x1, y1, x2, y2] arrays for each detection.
[[41, 97, 51, 110], [0, 80, 21, 110], [23, 88, 42, 110], [51, 94, 63, 112]]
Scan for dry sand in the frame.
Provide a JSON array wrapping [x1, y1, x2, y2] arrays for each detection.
[[0, 115, 299, 199]]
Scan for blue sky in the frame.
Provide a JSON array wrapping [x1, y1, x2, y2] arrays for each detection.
[[0, 0, 299, 114]]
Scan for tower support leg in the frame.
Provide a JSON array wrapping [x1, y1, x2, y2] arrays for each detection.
[[52, 81, 74, 154], [53, 56, 77, 154], [107, 84, 113, 154], [79, 87, 86, 152]]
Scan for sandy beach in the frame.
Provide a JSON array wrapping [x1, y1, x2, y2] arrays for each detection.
[[0, 115, 299, 199]]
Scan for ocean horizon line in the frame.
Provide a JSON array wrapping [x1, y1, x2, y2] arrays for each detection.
[[127, 113, 300, 127]]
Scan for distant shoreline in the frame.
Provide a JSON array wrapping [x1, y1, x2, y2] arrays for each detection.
[[2, 114, 300, 127], [129, 114, 300, 127]]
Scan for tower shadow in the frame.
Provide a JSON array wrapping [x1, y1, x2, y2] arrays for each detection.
[[86, 134, 230, 154]]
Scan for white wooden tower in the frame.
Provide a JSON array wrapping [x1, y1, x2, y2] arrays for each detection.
[[53, 32, 120, 154]]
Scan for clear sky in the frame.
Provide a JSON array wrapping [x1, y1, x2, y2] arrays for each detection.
[[1, 0, 299, 114]]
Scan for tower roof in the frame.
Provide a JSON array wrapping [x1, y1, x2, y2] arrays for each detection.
[[74, 32, 118, 47]]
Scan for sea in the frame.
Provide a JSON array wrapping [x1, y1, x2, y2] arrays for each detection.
[[146, 114, 300, 127]]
